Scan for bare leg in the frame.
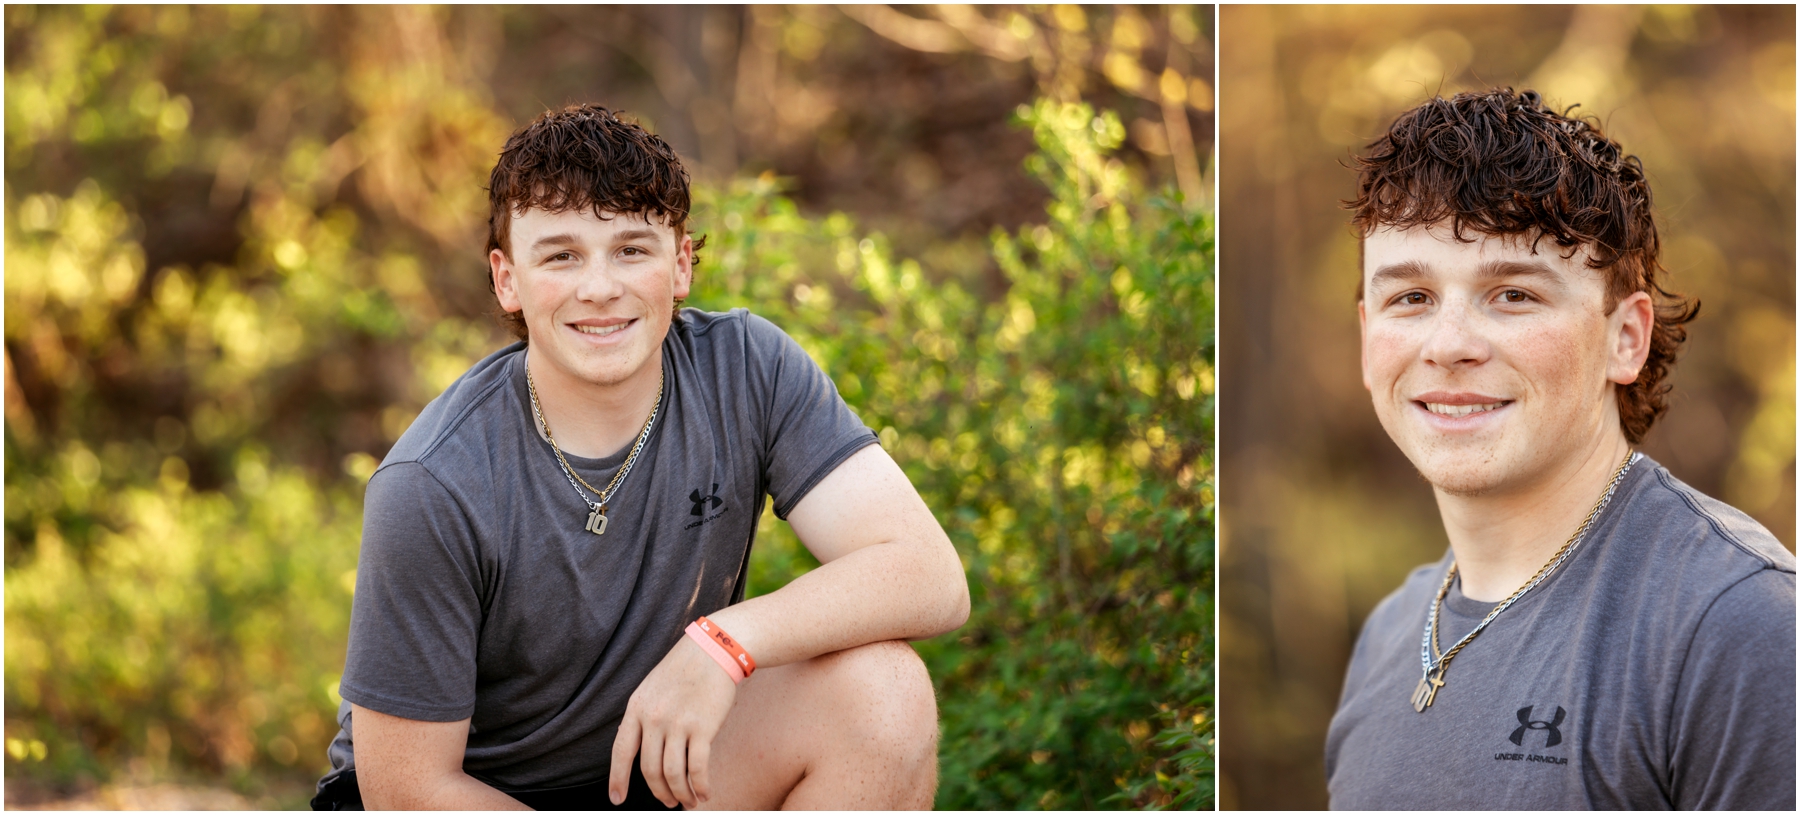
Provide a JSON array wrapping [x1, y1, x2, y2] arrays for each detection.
[[695, 640, 939, 810]]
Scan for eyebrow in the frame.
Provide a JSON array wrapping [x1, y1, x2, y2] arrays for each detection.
[[1366, 260, 1429, 291], [528, 234, 580, 254], [610, 229, 660, 244], [1367, 258, 1564, 290], [528, 229, 664, 257], [1473, 259, 1562, 283]]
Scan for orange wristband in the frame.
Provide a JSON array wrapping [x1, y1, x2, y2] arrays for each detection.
[[687, 617, 756, 683]]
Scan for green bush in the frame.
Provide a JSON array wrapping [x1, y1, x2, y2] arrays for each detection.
[[686, 98, 1215, 809]]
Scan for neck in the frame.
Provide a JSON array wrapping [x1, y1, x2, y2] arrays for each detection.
[[525, 347, 664, 460], [1434, 431, 1632, 603]]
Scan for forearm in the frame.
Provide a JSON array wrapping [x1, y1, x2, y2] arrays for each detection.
[[706, 536, 968, 669], [351, 704, 531, 811], [365, 771, 530, 811]]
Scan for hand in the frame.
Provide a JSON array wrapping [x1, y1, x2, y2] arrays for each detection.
[[610, 633, 739, 807]]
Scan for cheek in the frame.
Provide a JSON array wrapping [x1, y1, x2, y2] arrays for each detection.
[[521, 274, 578, 315], [522, 276, 559, 303], [1361, 326, 1413, 387], [1503, 320, 1598, 397]]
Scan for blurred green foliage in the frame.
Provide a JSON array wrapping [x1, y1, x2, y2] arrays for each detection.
[[723, 101, 1214, 809], [5, 5, 1212, 809]]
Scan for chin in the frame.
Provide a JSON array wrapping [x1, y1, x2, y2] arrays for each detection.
[[572, 354, 647, 387], [1421, 468, 1509, 498], [1403, 445, 1516, 498]]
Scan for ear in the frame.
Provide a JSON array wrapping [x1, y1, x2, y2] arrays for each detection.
[[491, 248, 523, 314], [672, 233, 694, 301], [1607, 291, 1654, 385], [1358, 299, 1373, 392]]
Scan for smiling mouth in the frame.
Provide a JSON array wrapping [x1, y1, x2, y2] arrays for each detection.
[[1421, 401, 1510, 418], [573, 321, 632, 337]]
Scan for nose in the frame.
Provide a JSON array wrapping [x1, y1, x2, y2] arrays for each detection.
[[573, 257, 626, 304], [1420, 298, 1490, 370]]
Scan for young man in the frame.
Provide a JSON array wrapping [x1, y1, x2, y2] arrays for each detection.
[[1325, 88, 1795, 809], [311, 104, 969, 810]]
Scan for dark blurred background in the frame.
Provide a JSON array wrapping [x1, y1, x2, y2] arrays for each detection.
[[1218, 4, 1794, 810], [5, 5, 1214, 809]]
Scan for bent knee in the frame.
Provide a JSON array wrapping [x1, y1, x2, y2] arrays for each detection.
[[813, 641, 938, 754]]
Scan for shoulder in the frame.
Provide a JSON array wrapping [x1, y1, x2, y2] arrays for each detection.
[[1591, 456, 1796, 647], [376, 341, 524, 481], [670, 307, 824, 399], [1622, 456, 1796, 575], [1699, 567, 1797, 635], [672, 306, 749, 339], [672, 307, 801, 357]]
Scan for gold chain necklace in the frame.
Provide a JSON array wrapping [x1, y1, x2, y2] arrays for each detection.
[[1411, 448, 1638, 712], [525, 358, 664, 536]]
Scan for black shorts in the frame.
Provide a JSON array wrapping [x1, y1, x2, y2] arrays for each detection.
[[310, 755, 681, 811]]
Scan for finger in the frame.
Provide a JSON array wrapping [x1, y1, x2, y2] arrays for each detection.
[[688, 732, 714, 805], [640, 729, 676, 808], [664, 733, 695, 808], [609, 713, 642, 806]]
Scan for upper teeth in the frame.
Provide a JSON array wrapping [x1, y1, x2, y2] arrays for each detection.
[[576, 323, 628, 336], [1426, 402, 1504, 417]]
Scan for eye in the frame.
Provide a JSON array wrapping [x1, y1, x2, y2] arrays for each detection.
[[546, 251, 574, 263], [1397, 292, 1430, 306], [1499, 289, 1531, 303], [620, 246, 645, 256]]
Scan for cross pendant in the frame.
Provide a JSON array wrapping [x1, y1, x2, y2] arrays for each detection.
[[585, 505, 608, 536], [1411, 672, 1446, 712]]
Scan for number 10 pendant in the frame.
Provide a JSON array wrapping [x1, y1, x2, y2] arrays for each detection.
[[1411, 672, 1445, 712], [585, 505, 608, 535]]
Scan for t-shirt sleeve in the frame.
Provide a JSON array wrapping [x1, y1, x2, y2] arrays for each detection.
[[741, 312, 878, 518], [1668, 567, 1797, 810], [338, 462, 483, 722]]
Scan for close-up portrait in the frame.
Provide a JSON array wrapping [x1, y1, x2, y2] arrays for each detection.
[[1219, 4, 1794, 811]]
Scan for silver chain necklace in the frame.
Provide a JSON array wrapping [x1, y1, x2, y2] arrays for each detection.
[[525, 358, 664, 536], [1411, 450, 1640, 712]]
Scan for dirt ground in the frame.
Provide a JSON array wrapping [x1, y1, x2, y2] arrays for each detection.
[[4, 778, 314, 811]]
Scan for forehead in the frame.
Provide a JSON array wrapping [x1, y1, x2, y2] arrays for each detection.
[[1362, 224, 1599, 289], [509, 206, 677, 241]]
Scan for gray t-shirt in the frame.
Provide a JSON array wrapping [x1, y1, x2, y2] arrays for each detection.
[[1326, 455, 1796, 810], [320, 308, 877, 792]]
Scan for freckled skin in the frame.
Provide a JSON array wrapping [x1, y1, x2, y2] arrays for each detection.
[[1361, 225, 1631, 497], [1359, 223, 1654, 600]]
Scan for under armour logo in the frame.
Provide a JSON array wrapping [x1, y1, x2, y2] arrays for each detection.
[[1509, 705, 1565, 747], [690, 484, 723, 516]]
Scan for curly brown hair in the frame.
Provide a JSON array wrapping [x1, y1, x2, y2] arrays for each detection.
[[1346, 87, 1698, 444], [485, 103, 705, 340]]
